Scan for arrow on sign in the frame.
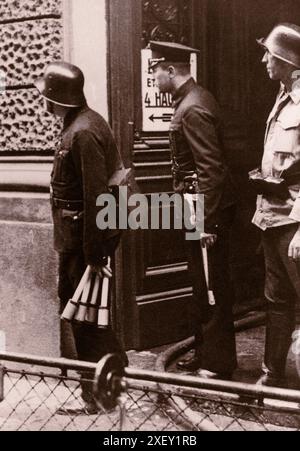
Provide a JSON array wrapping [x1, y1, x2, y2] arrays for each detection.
[[149, 114, 173, 123]]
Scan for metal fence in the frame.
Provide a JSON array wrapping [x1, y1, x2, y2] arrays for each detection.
[[0, 352, 300, 431]]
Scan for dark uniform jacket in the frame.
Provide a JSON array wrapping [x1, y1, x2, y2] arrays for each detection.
[[170, 78, 236, 232], [51, 105, 122, 266]]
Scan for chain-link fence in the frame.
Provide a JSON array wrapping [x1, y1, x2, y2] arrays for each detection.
[[0, 352, 300, 431]]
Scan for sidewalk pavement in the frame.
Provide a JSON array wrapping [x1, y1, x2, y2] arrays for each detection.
[[128, 325, 300, 390]]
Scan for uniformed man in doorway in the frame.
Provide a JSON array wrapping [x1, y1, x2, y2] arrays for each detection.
[[252, 23, 300, 387], [35, 62, 127, 414], [149, 42, 237, 380]]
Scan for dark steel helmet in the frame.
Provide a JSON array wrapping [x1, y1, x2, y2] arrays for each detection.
[[257, 23, 300, 68], [34, 61, 86, 107]]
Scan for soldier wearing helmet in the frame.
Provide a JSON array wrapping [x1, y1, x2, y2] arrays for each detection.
[[251, 23, 300, 387], [35, 62, 127, 414]]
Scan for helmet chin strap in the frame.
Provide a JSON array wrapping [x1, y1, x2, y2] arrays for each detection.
[[46, 100, 70, 118], [46, 100, 54, 115]]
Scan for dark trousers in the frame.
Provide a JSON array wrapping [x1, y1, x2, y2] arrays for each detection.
[[187, 227, 237, 374], [58, 252, 126, 402], [262, 224, 300, 378]]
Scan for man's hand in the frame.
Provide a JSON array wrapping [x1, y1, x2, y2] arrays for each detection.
[[90, 263, 113, 278], [288, 229, 300, 261], [201, 233, 218, 249]]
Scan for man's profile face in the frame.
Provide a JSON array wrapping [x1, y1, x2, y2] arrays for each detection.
[[152, 65, 173, 93], [262, 50, 289, 81]]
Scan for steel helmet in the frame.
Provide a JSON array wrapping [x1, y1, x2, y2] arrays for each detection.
[[257, 23, 300, 68], [34, 61, 86, 107]]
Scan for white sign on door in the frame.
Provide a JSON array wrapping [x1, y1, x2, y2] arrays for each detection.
[[141, 49, 197, 133]]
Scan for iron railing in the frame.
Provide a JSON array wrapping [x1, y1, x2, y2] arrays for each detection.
[[0, 352, 299, 431]]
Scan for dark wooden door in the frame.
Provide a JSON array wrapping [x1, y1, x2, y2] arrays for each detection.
[[108, 0, 300, 350], [108, 0, 200, 349]]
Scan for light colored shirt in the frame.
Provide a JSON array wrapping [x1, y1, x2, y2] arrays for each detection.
[[253, 84, 300, 230]]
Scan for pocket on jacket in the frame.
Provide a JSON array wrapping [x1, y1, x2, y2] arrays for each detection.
[[275, 117, 300, 154]]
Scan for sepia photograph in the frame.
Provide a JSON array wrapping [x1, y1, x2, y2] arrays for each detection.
[[0, 0, 300, 435]]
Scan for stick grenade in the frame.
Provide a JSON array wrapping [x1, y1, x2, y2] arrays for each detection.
[[61, 266, 92, 321], [201, 239, 216, 307], [86, 274, 101, 325], [98, 257, 111, 328], [74, 271, 92, 323]]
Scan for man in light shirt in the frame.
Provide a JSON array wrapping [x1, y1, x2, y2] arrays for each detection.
[[252, 23, 300, 387]]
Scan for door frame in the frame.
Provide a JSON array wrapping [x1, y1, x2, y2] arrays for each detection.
[[106, 0, 142, 349]]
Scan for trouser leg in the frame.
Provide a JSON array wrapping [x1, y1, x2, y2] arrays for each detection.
[[74, 324, 127, 402], [264, 307, 295, 379], [188, 228, 237, 375], [58, 252, 127, 402], [262, 225, 299, 379], [58, 252, 85, 359]]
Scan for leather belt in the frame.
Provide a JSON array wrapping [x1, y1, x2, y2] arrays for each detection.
[[51, 197, 83, 210], [173, 169, 197, 181]]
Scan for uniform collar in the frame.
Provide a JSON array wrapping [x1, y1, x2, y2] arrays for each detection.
[[172, 78, 196, 108], [280, 82, 300, 105], [289, 87, 300, 104], [63, 104, 89, 130]]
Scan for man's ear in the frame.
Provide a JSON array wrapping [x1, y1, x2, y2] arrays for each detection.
[[168, 65, 176, 78]]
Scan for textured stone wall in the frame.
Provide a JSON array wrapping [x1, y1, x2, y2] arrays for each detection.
[[0, 0, 61, 20], [0, 0, 63, 153]]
